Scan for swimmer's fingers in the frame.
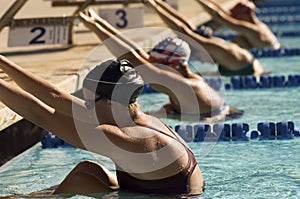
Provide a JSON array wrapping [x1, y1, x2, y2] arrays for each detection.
[[0, 55, 11, 69], [87, 9, 101, 21], [78, 11, 96, 26], [0, 55, 6, 66], [78, 11, 88, 21]]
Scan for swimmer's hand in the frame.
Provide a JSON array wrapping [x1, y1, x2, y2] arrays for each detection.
[[226, 107, 244, 120], [79, 9, 110, 28], [78, 11, 97, 29], [0, 55, 9, 69], [86, 9, 108, 25]]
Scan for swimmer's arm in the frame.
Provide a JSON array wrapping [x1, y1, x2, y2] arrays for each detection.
[[147, 0, 197, 31], [195, 0, 227, 15], [147, 0, 192, 33], [195, 0, 257, 35], [0, 78, 86, 149], [86, 9, 149, 60], [132, 59, 198, 106], [79, 12, 141, 61], [0, 78, 132, 154], [79, 11, 195, 98], [144, 3, 217, 53], [146, 3, 206, 45], [0, 55, 87, 118]]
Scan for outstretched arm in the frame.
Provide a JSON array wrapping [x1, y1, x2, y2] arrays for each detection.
[[195, 0, 256, 34], [79, 11, 146, 66], [79, 11, 196, 102], [146, 0, 193, 34], [146, 0, 215, 55], [0, 77, 86, 149], [146, 0, 197, 31], [0, 76, 137, 158], [0, 55, 86, 119], [85, 9, 149, 60]]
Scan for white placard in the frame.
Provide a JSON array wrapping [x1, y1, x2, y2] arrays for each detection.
[[8, 25, 70, 47], [99, 6, 144, 29]]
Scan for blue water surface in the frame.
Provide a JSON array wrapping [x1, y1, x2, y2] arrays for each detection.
[[0, 138, 299, 199]]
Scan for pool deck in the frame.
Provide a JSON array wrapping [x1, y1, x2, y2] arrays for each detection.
[[0, 0, 238, 132]]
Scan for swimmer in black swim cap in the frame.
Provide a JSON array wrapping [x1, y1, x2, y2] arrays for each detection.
[[0, 54, 205, 197], [83, 59, 144, 109]]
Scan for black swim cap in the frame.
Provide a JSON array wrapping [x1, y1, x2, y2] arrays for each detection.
[[83, 59, 144, 105]]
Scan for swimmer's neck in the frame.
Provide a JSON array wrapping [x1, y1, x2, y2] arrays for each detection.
[[95, 100, 144, 127], [174, 62, 194, 78]]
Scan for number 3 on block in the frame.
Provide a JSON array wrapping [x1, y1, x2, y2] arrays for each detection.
[[99, 6, 144, 29]]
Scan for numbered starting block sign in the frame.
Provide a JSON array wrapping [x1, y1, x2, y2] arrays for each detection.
[[8, 17, 73, 47], [99, 6, 144, 29]]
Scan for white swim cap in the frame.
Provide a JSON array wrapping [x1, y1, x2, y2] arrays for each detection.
[[149, 37, 191, 64]]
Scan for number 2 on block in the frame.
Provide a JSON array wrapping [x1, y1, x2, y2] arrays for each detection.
[[29, 27, 46, 44]]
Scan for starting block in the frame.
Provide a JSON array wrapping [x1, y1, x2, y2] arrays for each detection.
[[8, 17, 73, 47], [52, 0, 178, 29], [0, 0, 74, 47], [99, 5, 144, 29], [1, 0, 179, 48], [51, 0, 178, 9]]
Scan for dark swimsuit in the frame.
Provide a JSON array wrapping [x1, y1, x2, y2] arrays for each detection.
[[218, 63, 254, 76], [116, 123, 203, 195], [195, 25, 213, 38]]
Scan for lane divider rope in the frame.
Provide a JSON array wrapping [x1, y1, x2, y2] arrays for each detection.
[[141, 74, 300, 93], [213, 31, 300, 39], [175, 121, 299, 142], [41, 121, 300, 148]]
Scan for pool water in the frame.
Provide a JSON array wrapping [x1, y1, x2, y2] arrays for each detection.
[[1, 2, 300, 199], [0, 137, 299, 199], [0, 59, 299, 199], [139, 54, 300, 130]]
